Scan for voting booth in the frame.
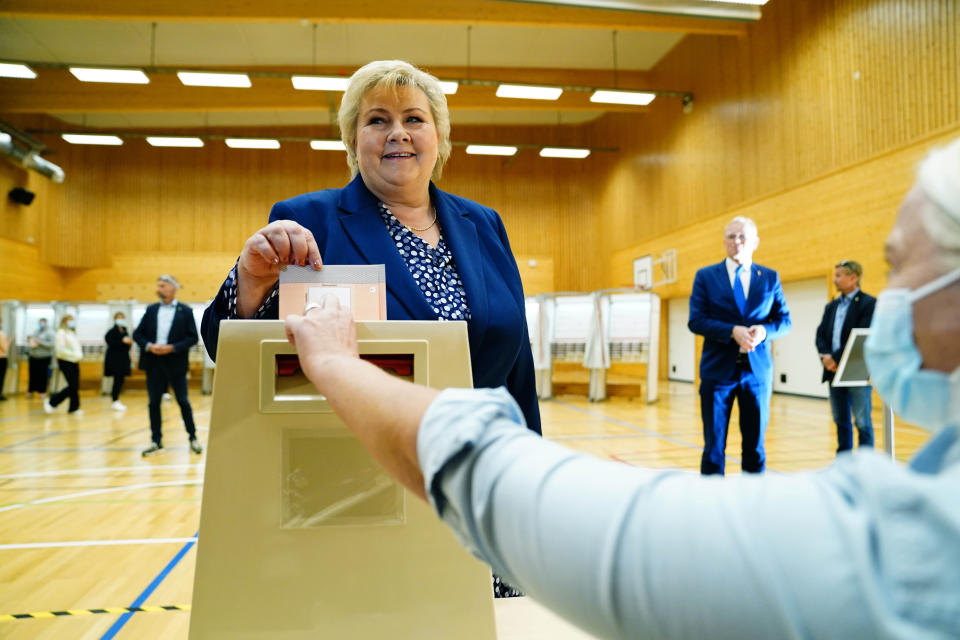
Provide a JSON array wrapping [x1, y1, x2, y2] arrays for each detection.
[[189, 319, 496, 639]]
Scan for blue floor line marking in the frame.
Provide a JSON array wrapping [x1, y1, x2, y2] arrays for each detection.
[[99, 532, 198, 640], [0, 431, 64, 452]]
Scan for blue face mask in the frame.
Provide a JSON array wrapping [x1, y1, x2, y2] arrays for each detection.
[[864, 266, 960, 430]]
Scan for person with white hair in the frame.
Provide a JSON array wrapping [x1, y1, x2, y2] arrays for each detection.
[[200, 60, 540, 440], [133, 275, 202, 457], [282, 137, 960, 639], [688, 216, 792, 474]]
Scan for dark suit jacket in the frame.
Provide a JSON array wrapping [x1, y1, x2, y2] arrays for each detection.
[[815, 289, 876, 383], [103, 325, 132, 377], [201, 174, 540, 433], [134, 302, 198, 375], [688, 260, 792, 383]]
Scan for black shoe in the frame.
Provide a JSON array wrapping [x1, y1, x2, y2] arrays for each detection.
[[189, 439, 203, 455], [142, 443, 164, 457]]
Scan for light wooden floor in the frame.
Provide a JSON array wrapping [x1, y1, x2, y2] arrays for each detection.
[[0, 383, 931, 639]]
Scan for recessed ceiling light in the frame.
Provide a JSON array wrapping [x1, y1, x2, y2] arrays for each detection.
[[590, 90, 656, 106], [465, 145, 518, 156], [69, 67, 149, 84], [225, 138, 280, 149], [0, 62, 36, 79], [438, 81, 459, 95], [540, 147, 591, 159], [309, 140, 347, 151], [61, 134, 123, 145], [178, 72, 251, 88], [146, 137, 205, 148], [495, 84, 563, 101], [291, 76, 349, 91]]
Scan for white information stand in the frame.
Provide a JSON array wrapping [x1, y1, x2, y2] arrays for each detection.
[[189, 320, 496, 640], [833, 328, 894, 459]]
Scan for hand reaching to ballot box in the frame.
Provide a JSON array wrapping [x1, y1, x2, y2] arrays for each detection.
[[284, 296, 359, 391]]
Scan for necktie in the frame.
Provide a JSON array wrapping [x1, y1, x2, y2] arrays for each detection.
[[733, 265, 747, 316]]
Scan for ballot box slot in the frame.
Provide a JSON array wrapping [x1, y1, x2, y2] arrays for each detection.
[[274, 353, 415, 398], [260, 339, 427, 414]]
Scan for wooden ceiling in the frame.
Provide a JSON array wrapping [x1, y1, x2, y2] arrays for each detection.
[[0, 1, 762, 131]]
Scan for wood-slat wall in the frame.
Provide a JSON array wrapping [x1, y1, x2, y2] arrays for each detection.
[[1, 0, 957, 308], [593, 0, 959, 278]]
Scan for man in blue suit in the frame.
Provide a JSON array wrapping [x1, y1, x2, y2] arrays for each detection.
[[815, 260, 876, 453], [134, 275, 202, 457], [688, 217, 791, 475]]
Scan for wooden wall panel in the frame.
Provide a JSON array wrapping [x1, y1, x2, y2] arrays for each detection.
[[593, 0, 960, 272], [0, 237, 63, 300], [26, 122, 598, 298], [607, 125, 960, 302]]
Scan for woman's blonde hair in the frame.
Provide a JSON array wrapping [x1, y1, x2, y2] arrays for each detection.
[[338, 60, 451, 182]]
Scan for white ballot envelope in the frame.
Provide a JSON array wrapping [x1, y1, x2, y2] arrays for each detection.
[[279, 264, 386, 320]]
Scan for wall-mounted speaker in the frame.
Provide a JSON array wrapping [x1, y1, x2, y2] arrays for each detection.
[[8, 187, 35, 205]]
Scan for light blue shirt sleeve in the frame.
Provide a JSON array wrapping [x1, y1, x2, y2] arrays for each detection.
[[418, 388, 960, 640]]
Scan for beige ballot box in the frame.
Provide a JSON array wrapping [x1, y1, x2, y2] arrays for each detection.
[[189, 320, 496, 640]]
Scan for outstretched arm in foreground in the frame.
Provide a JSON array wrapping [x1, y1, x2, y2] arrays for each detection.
[[283, 297, 436, 501]]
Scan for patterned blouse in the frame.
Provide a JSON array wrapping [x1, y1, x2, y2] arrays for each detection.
[[221, 202, 471, 321]]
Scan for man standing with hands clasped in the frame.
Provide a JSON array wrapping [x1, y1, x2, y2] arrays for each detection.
[[133, 275, 202, 457], [688, 217, 791, 475], [815, 260, 876, 453]]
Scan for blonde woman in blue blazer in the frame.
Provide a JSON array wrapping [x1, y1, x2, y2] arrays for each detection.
[[202, 60, 540, 436]]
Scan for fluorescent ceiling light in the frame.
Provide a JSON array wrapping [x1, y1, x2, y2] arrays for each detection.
[[178, 71, 251, 88], [309, 140, 347, 151], [69, 67, 149, 84], [438, 81, 459, 95], [496, 84, 562, 101], [146, 137, 204, 148], [465, 145, 518, 156], [225, 138, 280, 149], [540, 147, 591, 159], [291, 75, 349, 91], [61, 134, 123, 146], [0, 62, 36, 79], [590, 90, 656, 106]]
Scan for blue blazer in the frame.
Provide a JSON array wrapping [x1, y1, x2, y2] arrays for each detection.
[[202, 174, 540, 433], [688, 261, 791, 383], [133, 302, 199, 375]]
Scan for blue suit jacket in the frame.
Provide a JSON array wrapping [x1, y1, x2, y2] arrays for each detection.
[[688, 260, 791, 383], [202, 174, 540, 433]]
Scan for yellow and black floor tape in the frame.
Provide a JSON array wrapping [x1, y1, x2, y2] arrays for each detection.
[[0, 604, 190, 621]]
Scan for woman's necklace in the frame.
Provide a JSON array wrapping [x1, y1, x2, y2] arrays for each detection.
[[405, 207, 438, 233]]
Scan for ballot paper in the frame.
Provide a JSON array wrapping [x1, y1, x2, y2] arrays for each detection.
[[278, 264, 387, 320]]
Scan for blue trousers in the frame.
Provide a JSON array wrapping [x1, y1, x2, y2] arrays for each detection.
[[829, 385, 873, 453], [699, 363, 770, 475]]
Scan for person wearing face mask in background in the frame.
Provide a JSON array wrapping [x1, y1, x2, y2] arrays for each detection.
[[44, 314, 84, 415], [281, 137, 960, 639], [26, 317, 54, 399], [104, 312, 133, 411]]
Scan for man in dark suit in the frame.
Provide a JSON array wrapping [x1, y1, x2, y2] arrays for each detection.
[[688, 217, 792, 475], [815, 260, 876, 453], [133, 275, 202, 457]]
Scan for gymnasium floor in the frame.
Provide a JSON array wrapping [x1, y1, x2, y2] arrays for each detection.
[[0, 383, 929, 639]]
